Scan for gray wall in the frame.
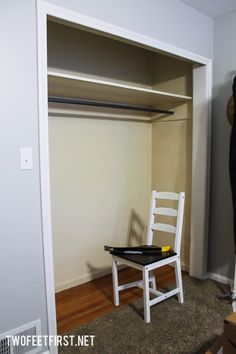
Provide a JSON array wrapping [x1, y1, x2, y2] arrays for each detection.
[[0, 0, 213, 341], [0, 0, 48, 340], [208, 10, 236, 279]]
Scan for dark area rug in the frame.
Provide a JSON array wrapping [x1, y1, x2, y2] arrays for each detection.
[[59, 276, 232, 354]]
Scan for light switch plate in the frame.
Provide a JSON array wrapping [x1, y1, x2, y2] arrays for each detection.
[[20, 147, 33, 170]]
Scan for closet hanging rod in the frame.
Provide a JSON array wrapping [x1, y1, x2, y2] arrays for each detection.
[[48, 96, 174, 115]]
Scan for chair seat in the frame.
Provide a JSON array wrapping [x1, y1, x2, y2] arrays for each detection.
[[111, 246, 176, 265]]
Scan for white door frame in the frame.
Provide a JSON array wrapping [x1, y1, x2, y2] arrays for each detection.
[[36, 1, 212, 351]]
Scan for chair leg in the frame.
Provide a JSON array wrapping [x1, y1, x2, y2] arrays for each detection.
[[175, 258, 184, 303], [143, 267, 151, 323], [112, 258, 119, 306], [150, 270, 156, 290]]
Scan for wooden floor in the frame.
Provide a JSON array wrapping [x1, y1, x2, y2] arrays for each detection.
[[56, 265, 177, 334]]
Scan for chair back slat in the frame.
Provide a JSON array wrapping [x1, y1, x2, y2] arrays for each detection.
[[152, 222, 176, 234], [153, 207, 177, 217], [155, 191, 179, 200], [146, 191, 185, 254]]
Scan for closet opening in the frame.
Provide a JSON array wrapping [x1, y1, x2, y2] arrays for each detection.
[[37, 4, 211, 339], [47, 18, 195, 333]]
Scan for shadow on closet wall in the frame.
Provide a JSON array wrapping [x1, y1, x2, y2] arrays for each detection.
[[126, 209, 147, 247], [85, 209, 147, 285]]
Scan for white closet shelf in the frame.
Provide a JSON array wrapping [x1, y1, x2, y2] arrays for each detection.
[[48, 69, 192, 111]]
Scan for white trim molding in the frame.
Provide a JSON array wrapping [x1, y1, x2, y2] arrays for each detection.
[[190, 62, 212, 279], [36, 0, 212, 348], [207, 272, 233, 286]]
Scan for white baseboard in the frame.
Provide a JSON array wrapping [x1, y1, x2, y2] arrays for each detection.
[[55, 265, 127, 293], [55, 261, 189, 293], [207, 272, 233, 285], [55, 268, 111, 292]]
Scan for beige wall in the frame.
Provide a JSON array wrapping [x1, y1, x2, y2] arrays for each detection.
[[49, 116, 151, 291], [152, 103, 192, 269], [49, 104, 192, 291]]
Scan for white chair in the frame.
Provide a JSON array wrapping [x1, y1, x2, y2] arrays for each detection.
[[111, 191, 185, 323]]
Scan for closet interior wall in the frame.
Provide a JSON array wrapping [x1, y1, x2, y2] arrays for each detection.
[[47, 20, 193, 292]]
